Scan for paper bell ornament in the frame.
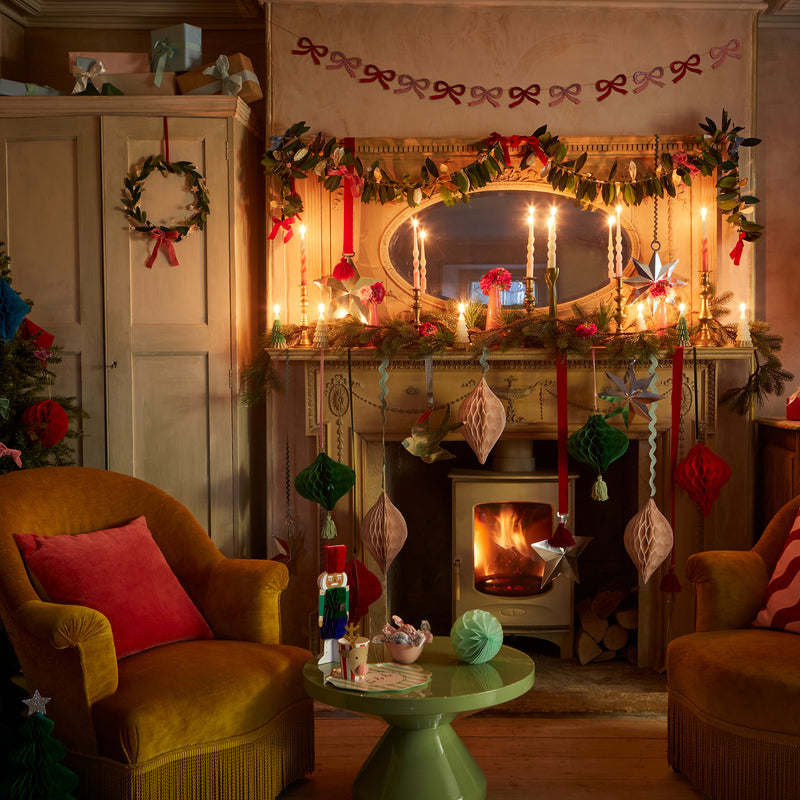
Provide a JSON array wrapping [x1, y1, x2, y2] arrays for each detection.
[[20, 400, 69, 447], [344, 557, 382, 624], [294, 452, 356, 538], [674, 442, 731, 516], [623, 497, 673, 584], [450, 609, 504, 664], [0, 276, 30, 342], [458, 377, 506, 464], [360, 490, 408, 574], [567, 413, 630, 501]]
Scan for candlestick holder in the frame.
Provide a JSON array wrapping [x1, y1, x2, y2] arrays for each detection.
[[614, 277, 625, 331], [523, 277, 536, 315], [545, 266, 558, 319], [692, 271, 716, 347], [298, 284, 312, 348], [411, 288, 422, 327]]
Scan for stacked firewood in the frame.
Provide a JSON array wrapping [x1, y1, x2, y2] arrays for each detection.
[[575, 587, 639, 665]]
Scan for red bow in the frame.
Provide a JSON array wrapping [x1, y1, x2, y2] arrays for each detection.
[[596, 73, 628, 101], [487, 133, 546, 167], [508, 84, 541, 108], [672, 152, 700, 176], [729, 232, 746, 266], [548, 83, 581, 106], [327, 166, 364, 197], [291, 36, 328, 65], [269, 215, 298, 243], [469, 85, 503, 107], [395, 74, 430, 99], [430, 80, 465, 105], [360, 64, 395, 90], [633, 67, 665, 93], [145, 228, 180, 269], [670, 54, 702, 83], [327, 51, 362, 78]]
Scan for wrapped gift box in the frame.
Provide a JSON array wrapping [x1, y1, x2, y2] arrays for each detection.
[[176, 53, 262, 104], [0, 79, 62, 96], [788, 389, 800, 421], [150, 23, 203, 73], [69, 52, 150, 74]]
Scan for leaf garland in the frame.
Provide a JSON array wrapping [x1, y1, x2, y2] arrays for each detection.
[[121, 154, 210, 240], [263, 111, 761, 250]]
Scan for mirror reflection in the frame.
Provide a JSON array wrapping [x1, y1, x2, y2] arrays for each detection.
[[386, 190, 633, 306]]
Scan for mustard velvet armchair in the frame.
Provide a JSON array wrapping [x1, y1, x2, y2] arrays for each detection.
[[667, 494, 800, 800], [0, 466, 314, 800]]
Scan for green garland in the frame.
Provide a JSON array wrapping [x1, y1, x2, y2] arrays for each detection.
[[263, 110, 762, 248], [122, 154, 210, 240]]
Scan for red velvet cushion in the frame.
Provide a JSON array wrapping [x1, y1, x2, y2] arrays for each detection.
[[14, 517, 214, 658], [754, 506, 800, 633]]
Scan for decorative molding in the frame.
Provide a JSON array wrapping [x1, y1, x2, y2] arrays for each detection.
[[268, 0, 766, 7]]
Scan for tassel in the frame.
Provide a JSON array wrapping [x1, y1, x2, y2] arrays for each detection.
[[321, 512, 337, 539], [660, 567, 682, 593], [591, 474, 609, 502], [332, 255, 354, 281], [549, 522, 575, 549]]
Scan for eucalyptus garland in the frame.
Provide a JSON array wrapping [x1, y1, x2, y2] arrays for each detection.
[[263, 110, 762, 251], [122, 154, 210, 239]]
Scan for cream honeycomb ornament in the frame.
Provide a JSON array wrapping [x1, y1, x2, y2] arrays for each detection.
[[623, 497, 673, 584], [360, 490, 408, 574], [458, 377, 506, 465]]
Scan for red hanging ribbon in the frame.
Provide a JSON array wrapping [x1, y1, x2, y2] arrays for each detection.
[[662, 346, 685, 594], [430, 80, 466, 104], [145, 228, 180, 268], [595, 73, 628, 101], [291, 36, 328, 65], [326, 165, 364, 197], [508, 84, 541, 108], [486, 133, 546, 167], [556, 354, 569, 517], [670, 54, 702, 83], [269, 215, 298, 243], [341, 137, 356, 258], [729, 231, 746, 265], [360, 64, 395, 90]]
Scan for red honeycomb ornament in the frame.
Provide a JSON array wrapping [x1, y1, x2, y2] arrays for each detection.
[[21, 400, 68, 447], [674, 442, 731, 516]]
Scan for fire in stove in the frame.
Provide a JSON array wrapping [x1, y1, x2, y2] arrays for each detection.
[[473, 502, 552, 597]]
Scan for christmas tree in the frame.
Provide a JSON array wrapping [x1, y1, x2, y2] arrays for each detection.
[[0, 245, 85, 475], [1, 691, 79, 800]]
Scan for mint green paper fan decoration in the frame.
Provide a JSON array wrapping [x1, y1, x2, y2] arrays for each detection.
[[294, 452, 356, 539], [450, 609, 503, 664], [567, 413, 630, 501]]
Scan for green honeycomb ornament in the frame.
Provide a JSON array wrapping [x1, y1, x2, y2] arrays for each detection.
[[567, 413, 630, 501], [294, 452, 356, 538]]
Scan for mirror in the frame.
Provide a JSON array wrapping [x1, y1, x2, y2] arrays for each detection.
[[384, 189, 634, 306]]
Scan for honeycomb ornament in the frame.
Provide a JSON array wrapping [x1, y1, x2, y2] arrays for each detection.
[[450, 609, 504, 664], [360, 490, 408, 574], [623, 497, 673, 584], [458, 377, 506, 465], [674, 442, 731, 516], [567, 413, 630, 500]]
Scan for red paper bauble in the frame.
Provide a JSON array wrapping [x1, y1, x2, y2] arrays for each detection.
[[21, 400, 69, 447], [674, 442, 731, 516]]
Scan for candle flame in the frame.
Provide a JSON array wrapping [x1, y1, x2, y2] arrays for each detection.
[[679, 303, 685, 314], [419, 229, 426, 240], [458, 302, 465, 314], [274, 304, 280, 316], [299, 224, 306, 237], [616, 204, 622, 215], [412, 218, 418, 229], [609, 215, 615, 226], [319, 303, 326, 315], [740, 302, 747, 316], [701, 207, 707, 220]]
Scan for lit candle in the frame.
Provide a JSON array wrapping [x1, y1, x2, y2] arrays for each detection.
[[313, 302, 329, 348], [615, 205, 623, 278], [736, 302, 752, 346], [636, 303, 646, 332], [455, 302, 470, 347], [526, 206, 535, 279], [547, 208, 557, 271], [271, 304, 287, 349], [299, 224, 307, 286], [419, 230, 427, 294], [412, 218, 420, 290], [607, 215, 615, 280], [273, 304, 280, 321], [700, 208, 709, 273]]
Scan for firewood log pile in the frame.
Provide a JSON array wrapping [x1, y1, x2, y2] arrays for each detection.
[[575, 587, 639, 665]]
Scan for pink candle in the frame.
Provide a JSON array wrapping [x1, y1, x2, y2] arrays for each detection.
[[299, 224, 307, 285], [607, 215, 615, 280], [419, 230, 427, 294], [411, 218, 420, 290], [526, 207, 535, 279], [700, 208, 708, 273]]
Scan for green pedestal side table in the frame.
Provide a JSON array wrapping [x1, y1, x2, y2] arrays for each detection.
[[303, 637, 535, 800]]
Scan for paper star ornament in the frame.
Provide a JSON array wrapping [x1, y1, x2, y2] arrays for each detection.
[[315, 261, 372, 321], [531, 536, 592, 587], [23, 689, 51, 716], [624, 249, 684, 306], [600, 362, 663, 427]]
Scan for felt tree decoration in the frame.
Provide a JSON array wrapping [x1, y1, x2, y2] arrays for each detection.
[[20, 400, 69, 447], [360, 490, 408, 574], [567, 413, 629, 501], [458, 377, 506, 464], [0, 277, 30, 342], [623, 497, 674, 584], [294, 451, 356, 539], [674, 442, 731, 516], [344, 557, 382, 624]]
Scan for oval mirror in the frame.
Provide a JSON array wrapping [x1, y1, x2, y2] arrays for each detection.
[[384, 189, 634, 307]]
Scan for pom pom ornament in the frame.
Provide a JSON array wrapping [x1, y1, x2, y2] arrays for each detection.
[[360, 490, 408, 574], [21, 400, 69, 447], [623, 497, 674, 584], [294, 451, 356, 539], [674, 442, 731, 516], [450, 609, 504, 664], [567, 413, 629, 501], [458, 377, 506, 465]]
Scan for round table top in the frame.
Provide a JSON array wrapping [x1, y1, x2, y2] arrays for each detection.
[[303, 637, 535, 718]]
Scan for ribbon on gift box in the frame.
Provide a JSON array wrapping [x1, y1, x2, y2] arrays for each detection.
[[787, 387, 800, 421], [190, 55, 258, 97], [71, 59, 106, 94], [151, 37, 177, 88]]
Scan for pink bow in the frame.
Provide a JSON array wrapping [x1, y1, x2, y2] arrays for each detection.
[[360, 64, 395, 90], [291, 36, 328, 65], [327, 167, 364, 197], [670, 54, 702, 83], [430, 80, 466, 105], [548, 83, 581, 106], [145, 228, 180, 269], [672, 152, 700, 176], [633, 67, 665, 93], [268, 215, 298, 243], [395, 74, 430, 99], [595, 73, 627, 102], [508, 84, 541, 108], [710, 39, 741, 69], [469, 85, 503, 107], [0, 442, 22, 468], [327, 51, 362, 78]]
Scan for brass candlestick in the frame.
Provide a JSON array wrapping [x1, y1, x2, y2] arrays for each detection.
[[411, 288, 422, 327], [298, 283, 312, 348], [614, 277, 625, 331], [545, 265, 559, 319], [692, 271, 716, 347], [523, 276, 536, 315]]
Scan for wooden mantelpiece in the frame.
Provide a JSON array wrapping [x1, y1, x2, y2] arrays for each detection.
[[270, 346, 755, 669]]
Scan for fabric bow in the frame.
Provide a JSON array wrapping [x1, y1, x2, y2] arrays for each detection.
[[269, 215, 298, 244], [469, 85, 503, 107], [672, 152, 700, 176], [633, 67, 665, 93], [710, 39, 741, 69], [430, 80, 466, 104], [486, 133, 547, 167], [202, 55, 243, 96], [145, 228, 180, 269], [670, 54, 702, 83], [508, 84, 541, 108], [326, 166, 364, 197], [395, 74, 430, 98], [360, 64, 395, 90], [0, 442, 22, 469], [151, 37, 177, 87], [548, 83, 581, 106], [596, 73, 628, 101], [291, 36, 328, 65], [327, 51, 362, 78], [729, 232, 746, 266], [71, 60, 106, 94]]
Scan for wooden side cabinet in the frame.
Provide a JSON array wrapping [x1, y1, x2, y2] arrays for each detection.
[[755, 418, 800, 533]]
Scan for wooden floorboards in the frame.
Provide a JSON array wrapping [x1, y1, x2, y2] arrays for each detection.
[[279, 713, 706, 799]]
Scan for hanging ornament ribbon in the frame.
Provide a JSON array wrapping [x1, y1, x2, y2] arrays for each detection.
[[551, 354, 575, 548], [729, 231, 746, 265], [145, 228, 180, 268], [326, 165, 364, 197], [646, 355, 660, 498], [379, 356, 389, 489], [333, 136, 357, 278]]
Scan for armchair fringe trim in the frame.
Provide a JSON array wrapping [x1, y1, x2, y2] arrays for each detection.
[[668, 693, 799, 800], [66, 698, 314, 800]]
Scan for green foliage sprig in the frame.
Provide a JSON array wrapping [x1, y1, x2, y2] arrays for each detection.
[[121, 154, 210, 240]]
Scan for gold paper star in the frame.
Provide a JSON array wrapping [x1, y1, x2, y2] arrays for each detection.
[[23, 689, 51, 716], [531, 536, 592, 587]]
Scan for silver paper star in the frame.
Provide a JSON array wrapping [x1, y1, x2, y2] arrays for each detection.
[[624, 249, 685, 306], [23, 689, 51, 716], [315, 259, 372, 321], [531, 536, 592, 587], [599, 363, 663, 427]]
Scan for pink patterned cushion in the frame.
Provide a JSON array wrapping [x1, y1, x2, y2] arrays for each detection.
[[14, 517, 214, 658], [754, 508, 800, 633]]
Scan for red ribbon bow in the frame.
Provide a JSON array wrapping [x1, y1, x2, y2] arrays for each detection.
[[729, 232, 746, 266], [487, 133, 546, 167], [327, 51, 362, 78], [395, 74, 430, 99], [710, 38, 741, 69], [360, 64, 395, 90], [145, 228, 180, 269], [670, 54, 702, 83], [633, 67, 665, 93], [327, 166, 364, 197], [269, 215, 298, 243], [596, 73, 628, 101], [291, 36, 328, 65], [548, 83, 581, 106], [430, 80, 466, 104], [508, 84, 541, 108], [469, 85, 503, 107]]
